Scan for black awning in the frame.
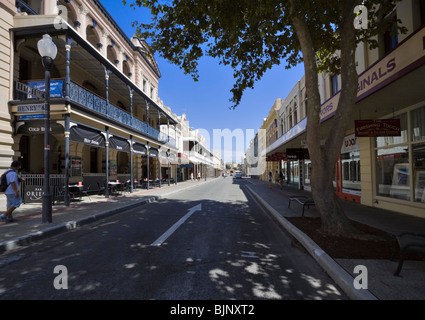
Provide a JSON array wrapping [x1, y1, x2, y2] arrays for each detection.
[[149, 147, 159, 158], [70, 125, 105, 147], [133, 142, 147, 156], [109, 135, 130, 152], [16, 120, 64, 135]]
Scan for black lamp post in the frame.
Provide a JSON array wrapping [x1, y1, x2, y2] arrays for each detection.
[[37, 34, 57, 223]]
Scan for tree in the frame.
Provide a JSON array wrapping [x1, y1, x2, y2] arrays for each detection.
[[124, 0, 404, 237]]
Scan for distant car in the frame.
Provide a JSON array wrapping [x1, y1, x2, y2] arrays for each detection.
[[234, 172, 242, 179]]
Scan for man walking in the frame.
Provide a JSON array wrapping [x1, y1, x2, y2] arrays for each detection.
[[1, 160, 23, 223]]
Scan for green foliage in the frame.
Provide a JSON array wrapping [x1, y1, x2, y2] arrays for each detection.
[[123, 0, 405, 108]]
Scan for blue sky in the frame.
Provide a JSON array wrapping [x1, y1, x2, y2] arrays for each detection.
[[101, 0, 305, 162]]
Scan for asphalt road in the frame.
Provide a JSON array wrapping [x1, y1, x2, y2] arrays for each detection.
[[0, 177, 348, 300]]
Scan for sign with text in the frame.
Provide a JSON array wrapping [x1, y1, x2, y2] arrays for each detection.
[[286, 148, 310, 160], [355, 119, 401, 137]]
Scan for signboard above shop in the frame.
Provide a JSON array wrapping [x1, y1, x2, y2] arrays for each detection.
[[286, 148, 310, 160], [354, 119, 401, 137], [16, 120, 64, 135]]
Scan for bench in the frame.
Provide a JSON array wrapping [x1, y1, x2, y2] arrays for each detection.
[[391, 232, 425, 276], [288, 196, 315, 216]]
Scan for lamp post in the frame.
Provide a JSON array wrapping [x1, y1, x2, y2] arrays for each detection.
[[37, 34, 57, 223]]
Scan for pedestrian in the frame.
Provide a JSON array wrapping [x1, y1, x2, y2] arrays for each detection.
[[268, 171, 272, 188], [190, 171, 194, 182], [1, 160, 23, 223], [275, 171, 279, 185], [279, 171, 284, 189], [197, 171, 201, 181]]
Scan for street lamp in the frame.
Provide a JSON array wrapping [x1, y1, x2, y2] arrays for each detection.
[[37, 34, 57, 223]]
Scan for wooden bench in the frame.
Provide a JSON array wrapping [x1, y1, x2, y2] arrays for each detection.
[[288, 196, 315, 216], [391, 232, 425, 276]]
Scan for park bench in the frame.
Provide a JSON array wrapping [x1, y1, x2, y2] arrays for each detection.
[[288, 196, 316, 216], [391, 232, 425, 276]]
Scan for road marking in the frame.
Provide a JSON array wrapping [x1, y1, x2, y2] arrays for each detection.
[[241, 251, 258, 258], [150, 203, 202, 247]]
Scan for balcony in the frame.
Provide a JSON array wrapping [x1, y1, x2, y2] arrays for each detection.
[[13, 79, 176, 148]]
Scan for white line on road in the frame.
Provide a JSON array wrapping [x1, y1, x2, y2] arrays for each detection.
[[150, 203, 202, 247]]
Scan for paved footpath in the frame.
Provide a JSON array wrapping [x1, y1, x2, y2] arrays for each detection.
[[0, 177, 424, 300], [244, 178, 425, 300]]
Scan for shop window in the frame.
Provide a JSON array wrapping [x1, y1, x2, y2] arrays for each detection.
[[341, 151, 361, 194], [376, 146, 410, 200], [413, 143, 425, 202], [412, 105, 425, 142], [376, 113, 408, 148]]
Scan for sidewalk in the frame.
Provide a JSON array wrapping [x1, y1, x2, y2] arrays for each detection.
[[244, 178, 425, 300], [0, 177, 424, 300]]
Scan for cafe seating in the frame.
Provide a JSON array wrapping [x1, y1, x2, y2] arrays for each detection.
[[81, 184, 91, 201]]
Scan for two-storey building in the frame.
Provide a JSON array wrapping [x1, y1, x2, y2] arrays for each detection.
[[3, 0, 180, 202]]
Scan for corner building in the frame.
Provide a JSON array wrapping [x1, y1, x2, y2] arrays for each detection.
[[2, 0, 179, 200]]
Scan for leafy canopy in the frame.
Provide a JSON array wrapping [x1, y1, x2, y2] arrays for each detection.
[[124, 0, 404, 108]]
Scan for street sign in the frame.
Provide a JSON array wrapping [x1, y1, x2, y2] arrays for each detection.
[[19, 113, 46, 120], [15, 81, 45, 99], [17, 104, 45, 113]]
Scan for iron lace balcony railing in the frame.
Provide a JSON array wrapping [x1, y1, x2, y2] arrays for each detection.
[[14, 79, 175, 147]]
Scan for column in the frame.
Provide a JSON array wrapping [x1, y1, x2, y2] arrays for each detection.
[[105, 68, 110, 118], [64, 35, 71, 206], [105, 127, 109, 198]]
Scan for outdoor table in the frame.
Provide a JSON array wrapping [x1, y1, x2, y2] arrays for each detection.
[[68, 184, 83, 200], [108, 182, 122, 195]]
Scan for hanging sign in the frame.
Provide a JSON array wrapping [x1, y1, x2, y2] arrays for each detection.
[[286, 148, 310, 160], [355, 119, 401, 137]]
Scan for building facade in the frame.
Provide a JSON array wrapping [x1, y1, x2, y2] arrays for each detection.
[[1, 0, 191, 204], [257, 0, 425, 218]]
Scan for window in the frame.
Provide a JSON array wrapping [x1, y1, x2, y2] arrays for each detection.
[[375, 107, 425, 203], [412, 106, 425, 142], [143, 79, 147, 92], [331, 74, 339, 96], [376, 113, 409, 200], [383, 14, 398, 54]]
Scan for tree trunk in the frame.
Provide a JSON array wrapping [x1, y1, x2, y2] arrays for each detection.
[[290, 0, 364, 238]]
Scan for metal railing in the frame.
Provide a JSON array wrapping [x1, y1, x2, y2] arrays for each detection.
[[16, 0, 38, 15], [14, 80, 176, 148]]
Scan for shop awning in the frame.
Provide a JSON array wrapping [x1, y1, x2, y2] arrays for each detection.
[[133, 142, 147, 156], [16, 120, 64, 135], [149, 147, 159, 158], [70, 124, 105, 147], [109, 135, 130, 152]]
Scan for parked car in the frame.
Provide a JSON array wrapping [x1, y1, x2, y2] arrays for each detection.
[[234, 172, 242, 179]]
